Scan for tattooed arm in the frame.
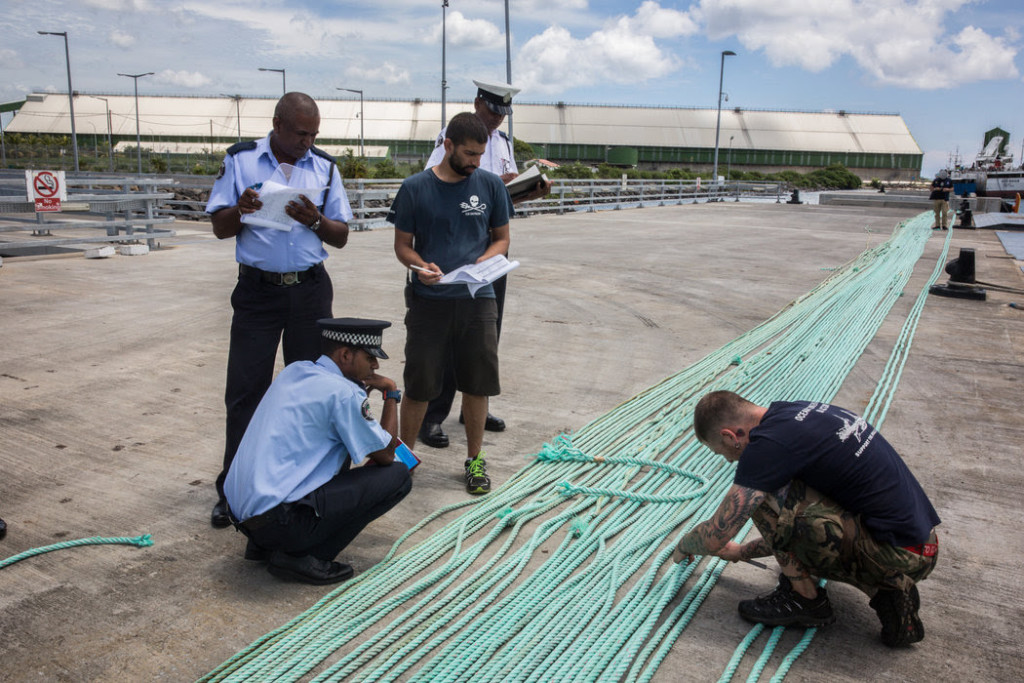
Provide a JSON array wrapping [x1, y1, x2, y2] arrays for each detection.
[[672, 484, 766, 563]]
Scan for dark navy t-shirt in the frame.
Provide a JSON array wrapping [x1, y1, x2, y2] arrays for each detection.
[[734, 401, 940, 546], [388, 167, 512, 300]]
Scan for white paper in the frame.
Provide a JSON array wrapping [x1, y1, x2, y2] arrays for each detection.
[[240, 164, 328, 232], [438, 254, 520, 297]]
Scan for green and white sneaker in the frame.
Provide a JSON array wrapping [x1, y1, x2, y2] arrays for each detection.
[[464, 452, 491, 494]]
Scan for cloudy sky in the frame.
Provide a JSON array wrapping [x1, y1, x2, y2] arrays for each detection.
[[2, 0, 1021, 176]]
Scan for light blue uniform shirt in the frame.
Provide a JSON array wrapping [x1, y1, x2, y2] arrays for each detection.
[[205, 133, 353, 273], [224, 355, 391, 521]]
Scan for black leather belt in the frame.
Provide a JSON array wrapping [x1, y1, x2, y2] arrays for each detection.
[[234, 502, 293, 532], [239, 262, 322, 287]]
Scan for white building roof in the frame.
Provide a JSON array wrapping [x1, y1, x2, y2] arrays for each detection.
[[5, 93, 920, 156]]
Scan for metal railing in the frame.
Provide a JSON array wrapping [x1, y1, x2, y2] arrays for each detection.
[[156, 177, 786, 231], [0, 174, 176, 254]]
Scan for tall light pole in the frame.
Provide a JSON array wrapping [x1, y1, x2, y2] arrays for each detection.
[[88, 95, 113, 171], [441, 0, 449, 127], [712, 50, 736, 187], [119, 71, 154, 175], [258, 67, 286, 95], [220, 94, 243, 143], [337, 88, 364, 157], [727, 135, 734, 180], [504, 0, 513, 142], [38, 30, 80, 172]]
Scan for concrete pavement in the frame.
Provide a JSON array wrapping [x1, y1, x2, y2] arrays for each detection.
[[1, 201, 1022, 681]]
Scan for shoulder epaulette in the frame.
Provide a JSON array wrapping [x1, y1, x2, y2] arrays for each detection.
[[225, 140, 258, 156], [497, 131, 510, 141], [311, 146, 336, 163]]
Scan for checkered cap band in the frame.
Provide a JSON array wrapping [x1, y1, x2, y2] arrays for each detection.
[[322, 329, 383, 347]]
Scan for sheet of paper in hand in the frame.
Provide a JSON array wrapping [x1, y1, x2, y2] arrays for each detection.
[[241, 164, 328, 231], [438, 254, 520, 298]]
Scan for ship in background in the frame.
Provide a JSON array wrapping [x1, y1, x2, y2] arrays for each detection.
[[950, 127, 1024, 200]]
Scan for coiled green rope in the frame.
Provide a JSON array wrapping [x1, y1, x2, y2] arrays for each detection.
[[0, 534, 153, 569], [201, 211, 943, 682]]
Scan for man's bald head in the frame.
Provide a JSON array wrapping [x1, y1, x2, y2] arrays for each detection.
[[275, 92, 319, 122]]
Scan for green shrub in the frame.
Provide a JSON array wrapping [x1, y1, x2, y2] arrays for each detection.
[[549, 162, 593, 179], [371, 158, 398, 179]]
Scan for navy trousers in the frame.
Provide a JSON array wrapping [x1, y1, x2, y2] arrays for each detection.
[[215, 264, 333, 498], [244, 461, 412, 561]]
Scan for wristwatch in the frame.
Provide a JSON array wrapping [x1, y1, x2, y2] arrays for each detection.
[[308, 213, 322, 232], [385, 389, 402, 402]]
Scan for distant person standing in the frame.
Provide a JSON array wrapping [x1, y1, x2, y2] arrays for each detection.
[[205, 92, 354, 529], [930, 170, 954, 230], [418, 80, 550, 449], [390, 112, 513, 494]]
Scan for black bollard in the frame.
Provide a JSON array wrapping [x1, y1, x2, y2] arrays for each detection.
[[945, 248, 976, 283], [957, 199, 973, 229]]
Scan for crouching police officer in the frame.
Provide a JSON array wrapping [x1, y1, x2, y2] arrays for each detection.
[[225, 318, 412, 585]]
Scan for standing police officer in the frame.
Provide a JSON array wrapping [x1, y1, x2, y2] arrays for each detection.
[[206, 92, 353, 528]]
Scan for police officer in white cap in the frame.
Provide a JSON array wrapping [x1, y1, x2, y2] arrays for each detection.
[[419, 80, 551, 449]]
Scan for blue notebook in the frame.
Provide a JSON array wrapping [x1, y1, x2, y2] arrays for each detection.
[[394, 440, 421, 471]]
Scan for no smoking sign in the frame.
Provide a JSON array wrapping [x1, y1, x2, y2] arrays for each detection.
[[25, 169, 67, 212]]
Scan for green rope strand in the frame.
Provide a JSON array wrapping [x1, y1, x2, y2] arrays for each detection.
[[0, 534, 153, 569], [200, 211, 940, 682]]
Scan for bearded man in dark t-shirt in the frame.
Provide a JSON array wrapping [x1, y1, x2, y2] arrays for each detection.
[[673, 391, 940, 647]]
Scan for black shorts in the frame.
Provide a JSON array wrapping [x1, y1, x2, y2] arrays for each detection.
[[403, 294, 500, 401]]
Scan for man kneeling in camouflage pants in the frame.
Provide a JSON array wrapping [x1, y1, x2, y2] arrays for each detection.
[[673, 391, 940, 647]]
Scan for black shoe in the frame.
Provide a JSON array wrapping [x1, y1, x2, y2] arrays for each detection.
[[244, 539, 270, 562], [0, 516, 6, 541], [459, 412, 507, 432], [211, 498, 231, 529], [870, 584, 924, 647], [267, 551, 354, 585], [420, 422, 449, 448], [738, 574, 836, 627]]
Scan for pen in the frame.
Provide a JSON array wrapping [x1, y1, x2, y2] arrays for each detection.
[[409, 264, 439, 275]]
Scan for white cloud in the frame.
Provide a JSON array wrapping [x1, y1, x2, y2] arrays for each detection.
[[513, 0, 588, 9], [345, 63, 411, 87], [627, 0, 700, 39], [82, 0, 154, 9], [514, 2, 696, 94], [109, 30, 136, 48], [695, 0, 1020, 88], [427, 10, 503, 48], [0, 48, 25, 70], [155, 69, 211, 88]]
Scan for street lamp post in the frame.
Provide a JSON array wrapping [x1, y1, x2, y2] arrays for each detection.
[[441, 0, 449, 127], [727, 135, 734, 179], [118, 71, 154, 175], [220, 94, 243, 143], [38, 30, 80, 173], [504, 0, 513, 142], [337, 88, 364, 157], [258, 67, 286, 95], [88, 96, 114, 171], [712, 50, 736, 190]]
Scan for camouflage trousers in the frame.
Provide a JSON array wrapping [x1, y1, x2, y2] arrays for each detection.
[[751, 480, 938, 596]]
